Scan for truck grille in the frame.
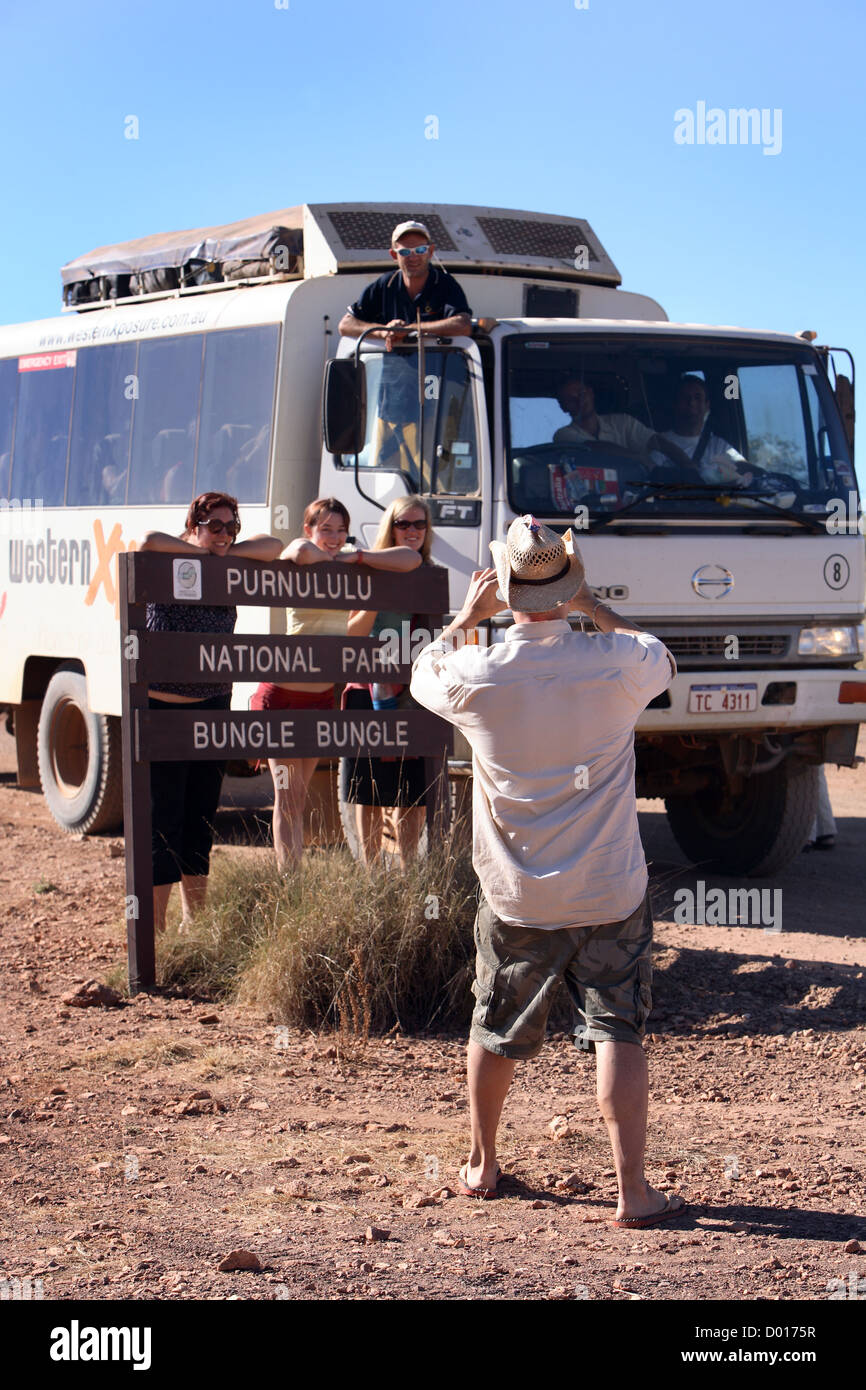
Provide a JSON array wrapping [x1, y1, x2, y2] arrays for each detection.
[[658, 633, 789, 660]]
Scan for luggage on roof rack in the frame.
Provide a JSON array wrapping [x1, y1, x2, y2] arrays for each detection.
[[61, 207, 304, 306]]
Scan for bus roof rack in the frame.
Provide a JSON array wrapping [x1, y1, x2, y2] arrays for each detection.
[[61, 203, 621, 308]]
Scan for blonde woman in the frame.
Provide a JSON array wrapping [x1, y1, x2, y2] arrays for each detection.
[[342, 495, 436, 866], [250, 496, 421, 870]]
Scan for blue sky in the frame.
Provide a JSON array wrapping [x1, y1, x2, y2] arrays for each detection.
[[1, 0, 863, 478]]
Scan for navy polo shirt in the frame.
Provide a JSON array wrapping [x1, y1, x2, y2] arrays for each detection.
[[349, 264, 472, 326]]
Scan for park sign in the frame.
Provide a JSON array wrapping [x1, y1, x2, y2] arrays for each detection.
[[119, 551, 452, 992]]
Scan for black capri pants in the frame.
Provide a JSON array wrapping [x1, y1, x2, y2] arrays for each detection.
[[149, 693, 231, 886]]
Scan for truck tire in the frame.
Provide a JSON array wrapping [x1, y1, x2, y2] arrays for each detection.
[[664, 761, 818, 877], [36, 666, 124, 835]]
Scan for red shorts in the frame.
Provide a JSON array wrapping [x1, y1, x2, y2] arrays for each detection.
[[250, 683, 335, 712]]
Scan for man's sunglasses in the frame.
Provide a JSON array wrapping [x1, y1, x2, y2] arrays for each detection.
[[393, 243, 431, 258], [393, 517, 428, 531], [198, 518, 240, 537]]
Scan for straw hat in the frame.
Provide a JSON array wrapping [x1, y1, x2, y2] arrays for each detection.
[[489, 515, 585, 613]]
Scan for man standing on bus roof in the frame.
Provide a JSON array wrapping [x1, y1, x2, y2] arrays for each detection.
[[338, 220, 473, 349], [338, 222, 473, 477]]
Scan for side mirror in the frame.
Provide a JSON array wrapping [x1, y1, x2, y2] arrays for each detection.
[[322, 357, 367, 456], [834, 373, 855, 454]]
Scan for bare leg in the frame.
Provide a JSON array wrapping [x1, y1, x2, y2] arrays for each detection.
[[464, 1039, 516, 1189], [391, 805, 425, 867], [269, 757, 319, 870], [596, 1039, 680, 1220], [179, 873, 208, 923], [153, 883, 173, 934], [354, 803, 383, 863]]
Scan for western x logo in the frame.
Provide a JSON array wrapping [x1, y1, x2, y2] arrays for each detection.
[[49, 1319, 152, 1370], [6, 519, 137, 614], [8, 529, 92, 587]]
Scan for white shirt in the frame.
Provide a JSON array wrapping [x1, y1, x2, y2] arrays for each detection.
[[652, 429, 747, 483], [553, 414, 655, 453], [410, 622, 675, 930]]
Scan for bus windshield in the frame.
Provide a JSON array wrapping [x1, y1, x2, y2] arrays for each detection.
[[505, 335, 856, 523]]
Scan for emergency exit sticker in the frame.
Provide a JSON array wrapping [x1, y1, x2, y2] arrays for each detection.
[[173, 558, 202, 601], [18, 351, 77, 372]]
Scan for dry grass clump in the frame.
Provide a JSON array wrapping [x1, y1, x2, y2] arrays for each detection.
[[157, 836, 478, 1034]]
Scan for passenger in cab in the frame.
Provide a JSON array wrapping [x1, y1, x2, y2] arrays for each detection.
[[553, 377, 690, 470], [251, 496, 422, 871], [338, 221, 473, 473], [651, 375, 753, 485], [139, 492, 282, 934]]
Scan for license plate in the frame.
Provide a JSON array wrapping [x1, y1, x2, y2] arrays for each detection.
[[689, 683, 758, 714]]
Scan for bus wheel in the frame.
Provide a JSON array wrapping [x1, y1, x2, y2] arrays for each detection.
[[664, 761, 818, 877], [37, 666, 124, 835]]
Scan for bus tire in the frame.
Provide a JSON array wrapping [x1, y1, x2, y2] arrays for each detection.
[[664, 761, 818, 877], [36, 667, 124, 835]]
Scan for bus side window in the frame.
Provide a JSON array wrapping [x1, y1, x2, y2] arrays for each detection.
[[0, 358, 16, 501], [12, 361, 74, 507], [67, 343, 135, 506], [196, 326, 278, 503], [128, 336, 202, 505]]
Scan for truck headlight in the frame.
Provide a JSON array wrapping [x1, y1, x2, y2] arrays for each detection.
[[798, 624, 862, 657]]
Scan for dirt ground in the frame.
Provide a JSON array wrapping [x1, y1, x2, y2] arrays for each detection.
[[1, 727, 864, 1304]]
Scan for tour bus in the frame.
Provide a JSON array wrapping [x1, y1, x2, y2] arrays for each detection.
[[0, 201, 863, 873]]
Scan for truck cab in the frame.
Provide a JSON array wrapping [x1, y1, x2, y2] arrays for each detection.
[[319, 205, 864, 875]]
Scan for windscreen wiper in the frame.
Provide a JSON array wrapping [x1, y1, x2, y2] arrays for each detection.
[[606, 479, 827, 532], [586, 479, 721, 530]]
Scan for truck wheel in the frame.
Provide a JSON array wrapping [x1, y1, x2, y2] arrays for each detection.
[[664, 761, 818, 877], [37, 667, 124, 835]]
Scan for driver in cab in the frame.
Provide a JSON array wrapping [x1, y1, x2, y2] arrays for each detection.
[[650, 375, 753, 486], [553, 377, 690, 469]]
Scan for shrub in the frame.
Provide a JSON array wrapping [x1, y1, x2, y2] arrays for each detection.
[[157, 837, 478, 1034]]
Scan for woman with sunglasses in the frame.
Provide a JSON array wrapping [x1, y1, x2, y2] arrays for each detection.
[[252, 496, 422, 871], [341, 496, 437, 867], [139, 492, 282, 932]]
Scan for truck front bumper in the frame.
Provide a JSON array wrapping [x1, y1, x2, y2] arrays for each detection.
[[638, 668, 866, 734]]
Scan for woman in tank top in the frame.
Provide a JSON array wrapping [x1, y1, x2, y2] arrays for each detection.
[[139, 491, 282, 933], [251, 496, 421, 870], [341, 496, 437, 866]]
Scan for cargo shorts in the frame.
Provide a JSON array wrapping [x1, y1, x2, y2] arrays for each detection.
[[470, 890, 654, 1060]]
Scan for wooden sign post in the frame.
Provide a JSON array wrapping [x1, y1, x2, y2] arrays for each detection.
[[118, 552, 451, 993]]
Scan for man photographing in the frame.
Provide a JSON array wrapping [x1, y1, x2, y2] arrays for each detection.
[[410, 517, 687, 1227]]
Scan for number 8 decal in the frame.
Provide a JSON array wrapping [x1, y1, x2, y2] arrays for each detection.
[[823, 554, 850, 589]]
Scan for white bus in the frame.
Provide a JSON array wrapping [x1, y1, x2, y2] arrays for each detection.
[[1, 201, 863, 873]]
